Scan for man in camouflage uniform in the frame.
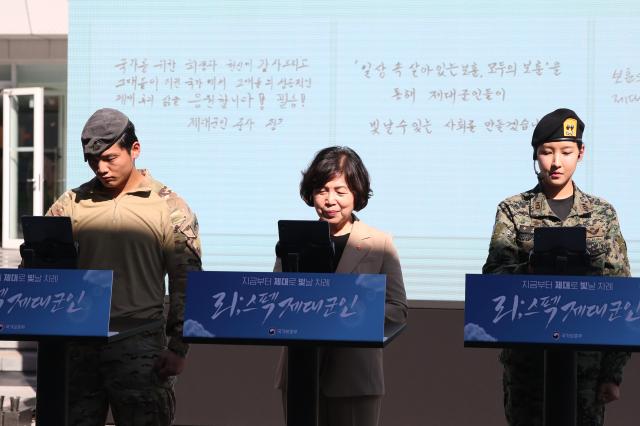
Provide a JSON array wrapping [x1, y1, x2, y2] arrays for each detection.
[[483, 108, 630, 426], [47, 108, 202, 425]]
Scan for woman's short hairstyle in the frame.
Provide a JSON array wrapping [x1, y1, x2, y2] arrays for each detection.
[[300, 146, 372, 211]]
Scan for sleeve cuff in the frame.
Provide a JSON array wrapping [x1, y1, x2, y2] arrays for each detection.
[[168, 336, 190, 357], [599, 373, 623, 386]]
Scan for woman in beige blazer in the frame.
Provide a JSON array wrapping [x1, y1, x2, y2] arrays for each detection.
[[275, 146, 408, 426]]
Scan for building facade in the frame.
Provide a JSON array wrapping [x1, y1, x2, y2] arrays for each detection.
[[1, 0, 68, 248]]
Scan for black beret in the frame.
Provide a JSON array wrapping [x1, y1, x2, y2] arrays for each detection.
[[531, 108, 584, 160], [81, 108, 132, 160]]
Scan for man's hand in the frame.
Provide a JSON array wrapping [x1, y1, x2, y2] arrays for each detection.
[[598, 382, 621, 404], [154, 349, 186, 379]]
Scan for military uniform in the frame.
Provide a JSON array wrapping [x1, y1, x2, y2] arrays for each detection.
[[48, 169, 202, 425], [483, 184, 630, 426]]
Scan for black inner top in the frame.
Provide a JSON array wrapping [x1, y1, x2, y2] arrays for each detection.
[[331, 233, 350, 271], [547, 195, 574, 222]]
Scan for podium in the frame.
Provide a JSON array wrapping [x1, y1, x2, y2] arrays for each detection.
[[464, 273, 639, 426], [183, 271, 405, 426], [0, 268, 162, 425]]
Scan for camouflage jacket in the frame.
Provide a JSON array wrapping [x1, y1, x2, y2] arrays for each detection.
[[47, 170, 202, 356], [482, 183, 631, 384]]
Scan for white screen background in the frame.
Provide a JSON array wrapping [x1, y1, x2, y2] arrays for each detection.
[[68, 1, 640, 300]]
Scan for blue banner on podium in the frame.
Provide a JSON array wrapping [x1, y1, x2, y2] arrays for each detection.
[[464, 273, 640, 348], [184, 271, 386, 343], [0, 269, 113, 337]]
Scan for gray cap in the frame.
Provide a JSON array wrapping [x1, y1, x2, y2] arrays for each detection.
[[81, 108, 132, 160]]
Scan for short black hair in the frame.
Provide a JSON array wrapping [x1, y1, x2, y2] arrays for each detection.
[[117, 121, 138, 153], [300, 146, 372, 211]]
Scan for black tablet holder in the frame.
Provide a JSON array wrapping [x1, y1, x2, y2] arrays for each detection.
[[532, 226, 588, 426], [19, 216, 78, 269], [275, 220, 334, 426]]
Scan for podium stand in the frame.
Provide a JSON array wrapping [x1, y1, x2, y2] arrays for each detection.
[[465, 273, 639, 426], [284, 321, 405, 426], [0, 268, 162, 425], [183, 271, 405, 426]]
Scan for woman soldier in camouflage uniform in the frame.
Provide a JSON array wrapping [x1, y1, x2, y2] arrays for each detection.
[[482, 108, 631, 426]]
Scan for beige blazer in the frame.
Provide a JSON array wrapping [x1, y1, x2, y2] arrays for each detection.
[[275, 220, 408, 397]]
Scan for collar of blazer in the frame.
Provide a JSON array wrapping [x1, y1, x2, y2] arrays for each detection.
[[335, 220, 374, 273]]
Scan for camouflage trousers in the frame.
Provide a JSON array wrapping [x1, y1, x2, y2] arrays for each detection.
[[67, 327, 176, 426], [501, 349, 605, 426]]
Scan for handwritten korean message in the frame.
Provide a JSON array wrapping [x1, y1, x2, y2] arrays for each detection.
[[112, 57, 310, 133]]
